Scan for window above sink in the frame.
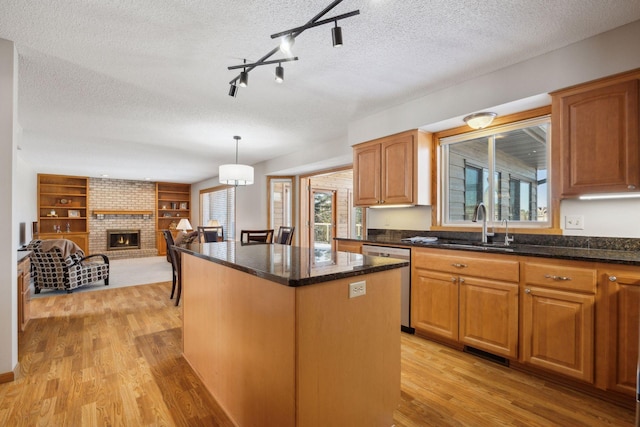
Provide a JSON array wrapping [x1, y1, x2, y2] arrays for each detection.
[[438, 112, 552, 230]]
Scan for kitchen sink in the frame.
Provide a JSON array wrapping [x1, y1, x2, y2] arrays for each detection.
[[437, 241, 516, 252]]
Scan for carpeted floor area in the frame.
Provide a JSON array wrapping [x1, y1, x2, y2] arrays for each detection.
[[31, 256, 173, 298]]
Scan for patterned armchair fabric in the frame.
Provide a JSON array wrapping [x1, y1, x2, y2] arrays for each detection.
[[26, 239, 110, 293]]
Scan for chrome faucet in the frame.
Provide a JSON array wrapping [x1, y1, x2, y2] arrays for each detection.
[[502, 219, 514, 246], [472, 202, 494, 243]]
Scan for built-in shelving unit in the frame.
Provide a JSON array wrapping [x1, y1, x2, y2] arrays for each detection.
[[156, 182, 191, 255], [37, 174, 90, 253]]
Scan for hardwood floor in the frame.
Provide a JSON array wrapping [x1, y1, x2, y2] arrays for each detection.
[[1, 282, 635, 426]]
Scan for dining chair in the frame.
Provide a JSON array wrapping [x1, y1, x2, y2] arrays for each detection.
[[240, 229, 274, 244], [162, 230, 179, 301], [275, 226, 295, 245], [168, 244, 183, 306], [198, 225, 223, 242]]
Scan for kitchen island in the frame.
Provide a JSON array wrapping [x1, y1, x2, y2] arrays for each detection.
[[175, 242, 408, 427]]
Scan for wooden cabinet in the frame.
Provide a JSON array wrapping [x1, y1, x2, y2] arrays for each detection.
[[598, 265, 640, 396], [353, 130, 431, 207], [156, 182, 191, 255], [37, 174, 90, 253], [17, 252, 30, 332], [412, 248, 519, 358], [521, 260, 597, 383], [551, 69, 640, 197], [335, 240, 363, 254]]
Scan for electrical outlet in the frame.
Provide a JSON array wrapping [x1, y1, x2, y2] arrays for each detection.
[[565, 215, 584, 230], [349, 281, 366, 298]]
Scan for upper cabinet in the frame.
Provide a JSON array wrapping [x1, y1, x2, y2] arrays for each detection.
[[353, 129, 431, 207], [551, 69, 640, 197]]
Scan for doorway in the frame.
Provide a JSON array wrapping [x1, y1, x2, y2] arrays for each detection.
[[312, 189, 336, 261]]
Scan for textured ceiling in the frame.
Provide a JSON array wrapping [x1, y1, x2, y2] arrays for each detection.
[[2, 0, 640, 183]]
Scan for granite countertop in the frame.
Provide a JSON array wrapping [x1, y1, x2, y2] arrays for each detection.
[[17, 249, 31, 263], [174, 242, 409, 287], [337, 236, 640, 266]]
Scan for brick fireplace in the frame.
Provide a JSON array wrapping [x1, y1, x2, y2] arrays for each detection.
[[107, 229, 141, 250], [89, 178, 157, 259]]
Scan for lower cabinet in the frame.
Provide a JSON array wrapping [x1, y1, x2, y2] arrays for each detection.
[[600, 266, 640, 396], [412, 248, 519, 358], [37, 232, 89, 254], [521, 260, 597, 383], [17, 254, 31, 332], [335, 240, 363, 254]]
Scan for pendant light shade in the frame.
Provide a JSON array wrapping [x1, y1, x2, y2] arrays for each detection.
[[463, 112, 497, 129], [275, 64, 284, 83], [219, 136, 254, 186], [238, 70, 248, 87]]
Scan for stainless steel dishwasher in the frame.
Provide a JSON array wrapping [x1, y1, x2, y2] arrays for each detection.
[[361, 245, 413, 334]]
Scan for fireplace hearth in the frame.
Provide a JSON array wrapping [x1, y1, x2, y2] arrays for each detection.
[[107, 229, 141, 250]]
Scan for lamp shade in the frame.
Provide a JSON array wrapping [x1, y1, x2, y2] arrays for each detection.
[[219, 164, 254, 186], [463, 112, 497, 129], [207, 219, 221, 226], [176, 218, 193, 231]]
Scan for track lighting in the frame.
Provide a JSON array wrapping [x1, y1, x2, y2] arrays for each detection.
[[227, 0, 359, 96], [332, 21, 343, 47], [275, 64, 284, 83], [228, 84, 238, 97]]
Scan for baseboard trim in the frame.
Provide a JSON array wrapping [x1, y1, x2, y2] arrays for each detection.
[[0, 369, 15, 384]]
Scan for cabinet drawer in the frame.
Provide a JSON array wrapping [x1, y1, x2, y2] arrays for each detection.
[[523, 262, 596, 293], [414, 249, 519, 282]]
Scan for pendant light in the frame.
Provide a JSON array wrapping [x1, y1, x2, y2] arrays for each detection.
[[219, 136, 254, 186]]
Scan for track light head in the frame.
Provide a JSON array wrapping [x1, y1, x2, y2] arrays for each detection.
[[332, 22, 343, 47], [228, 84, 238, 97], [275, 64, 284, 83], [280, 34, 295, 55], [238, 70, 248, 87]]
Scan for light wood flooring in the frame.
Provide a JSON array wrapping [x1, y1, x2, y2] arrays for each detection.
[[1, 282, 635, 426]]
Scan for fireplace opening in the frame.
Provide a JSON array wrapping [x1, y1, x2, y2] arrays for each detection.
[[107, 229, 141, 250]]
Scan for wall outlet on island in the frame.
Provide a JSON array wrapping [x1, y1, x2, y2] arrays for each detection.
[[349, 281, 366, 298], [565, 215, 584, 230]]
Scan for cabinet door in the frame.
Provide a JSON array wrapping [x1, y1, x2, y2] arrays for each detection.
[[555, 78, 639, 196], [381, 136, 413, 204], [606, 273, 640, 395], [412, 269, 458, 341], [522, 286, 595, 382], [459, 277, 519, 358], [353, 143, 381, 206]]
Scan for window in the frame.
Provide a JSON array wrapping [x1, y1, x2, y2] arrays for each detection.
[[268, 177, 294, 230], [200, 185, 235, 239], [441, 116, 550, 227]]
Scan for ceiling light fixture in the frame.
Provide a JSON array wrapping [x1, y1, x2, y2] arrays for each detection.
[[228, 57, 298, 95], [228, 84, 238, 97], [219, 136, 254, 186], [463, 112, 497, 129], [227, 0, 359, 96]]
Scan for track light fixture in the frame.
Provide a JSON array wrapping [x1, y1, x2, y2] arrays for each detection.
[[332, 21, 343, 47], [228, 84, 238, 97], [275, 63, 284, 83], [227, 0, 359, 97]]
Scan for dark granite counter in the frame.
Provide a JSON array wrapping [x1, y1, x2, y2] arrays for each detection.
[[337, 235, 640, 266], [175, 241, 409, 287], [17, 250, 31, 263]]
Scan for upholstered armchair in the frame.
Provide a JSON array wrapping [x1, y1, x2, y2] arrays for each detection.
[[26, 239, 110, 293]]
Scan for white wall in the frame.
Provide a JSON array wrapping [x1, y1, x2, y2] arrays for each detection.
[[0, 38, 18, 377]]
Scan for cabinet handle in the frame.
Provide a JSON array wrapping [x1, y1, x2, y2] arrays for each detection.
[[525, 288, 531, 294], [629, 185, 637, 190], [609, 276, 617, 282], [451, 263, 468, 268], [459, 278, 465, 283], [451, 277, 457, 282], [544, 274, 571, 281]]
